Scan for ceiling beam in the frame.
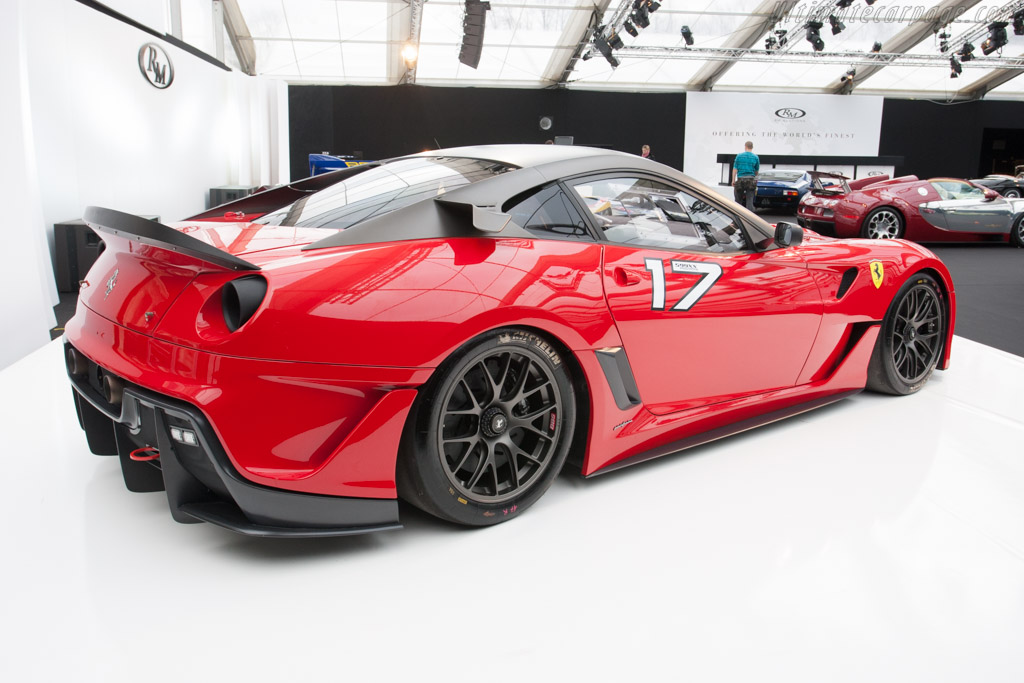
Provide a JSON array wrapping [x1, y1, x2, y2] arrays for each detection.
[[541, 0, 613, 85], [961, 56, 1024, 99], [386, 1, 413, 84], [398, 0, 425, 85], [828, 0, 985, 94], [686, 0, 800, 92], [221, 0, 256, 75]]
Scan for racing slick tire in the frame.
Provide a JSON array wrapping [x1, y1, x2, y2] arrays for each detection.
[[861, 207, 905, 240], [397, 328, 576, 526], [866, 273, 947, 396], [1010, 214, 1024, 248]]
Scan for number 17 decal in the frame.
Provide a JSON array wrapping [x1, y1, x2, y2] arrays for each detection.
[[643, 258, 723, 311]]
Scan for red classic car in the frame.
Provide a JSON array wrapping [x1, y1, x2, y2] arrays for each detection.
[[797, 172, 890, 235], [65, 145, 956, 538], [831, 175, 1024, 246]]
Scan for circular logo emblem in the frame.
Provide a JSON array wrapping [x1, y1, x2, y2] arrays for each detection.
[[774, 108, 806, 119], [138, 43, 174, 89]]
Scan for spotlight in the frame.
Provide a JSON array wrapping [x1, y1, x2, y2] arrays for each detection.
[[632, 4, 650, 29], [836, 0, 854, 7], [593, 33, 620, 68], [959, 42, 974, 61], [581, 49, 593, 61], [765, 35, 778, 52], [775, 29, 788, 48], [871, 41, 883, 52], [840, 67, 856, 83], [865, 0, 876, 5], [950, 55, 962, 78], [401, 42, 418, 67], [806, 21, 825, 51], [647, 0, 661, 11], [938, 30, 949, 53], [829, 15, 845, 35], [680, 25, 694, 46], [981, 21, 1008, 55], [607, 30, 624, 50], [1013, 10, 1024, 36], [623, 20, 638, 37]]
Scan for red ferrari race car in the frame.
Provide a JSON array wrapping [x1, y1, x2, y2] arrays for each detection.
[[65, 145, 956, 538], [797, 172, 889, 235], [831, 175, 1024, 246]]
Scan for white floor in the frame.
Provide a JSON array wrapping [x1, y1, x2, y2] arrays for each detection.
[[2, 338, 1023, 682]]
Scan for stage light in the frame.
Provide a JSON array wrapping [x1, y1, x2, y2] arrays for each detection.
[[806, 21, 825, 51], [608, 30, 625, 49], [829, 15, 845, 35], [401, 42, 418, 67], [776, 29, 788, 48], [871, 41, 882, 52], [840, 67, 856, 83], [981, 21, 1008, 55], [632, 4, 650, 29], [647, 0, 661, 11], [765, 35, 778, 52], [865, 0, 877, 5], [581, 49, 593, 61], [680, 25, 694, 46], [836, 0, 854, 7], [959, 41, 974, 61], [593, 33, 620, 68], [938, 30, 949, 53], [950, 55, 962, 78], [623, 20, 638, 37], [1013, 10, 1024, 36]]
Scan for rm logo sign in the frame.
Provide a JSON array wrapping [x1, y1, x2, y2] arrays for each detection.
[[138, 43, 174, 89]]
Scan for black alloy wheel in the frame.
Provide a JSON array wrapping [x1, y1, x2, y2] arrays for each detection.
[[867, 273, 947, 395], [397, 329, 576, 526]]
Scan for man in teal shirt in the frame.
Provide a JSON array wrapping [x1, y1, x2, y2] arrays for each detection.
[[732, 141, 760, 212]]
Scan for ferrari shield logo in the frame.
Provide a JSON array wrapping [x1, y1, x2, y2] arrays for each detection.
[[869, 261, 884, 289]]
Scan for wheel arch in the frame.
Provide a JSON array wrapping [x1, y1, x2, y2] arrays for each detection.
[[906, 265, 955, 371]]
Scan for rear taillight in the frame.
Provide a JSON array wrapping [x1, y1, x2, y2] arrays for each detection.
[[222, 275, 267, 332]]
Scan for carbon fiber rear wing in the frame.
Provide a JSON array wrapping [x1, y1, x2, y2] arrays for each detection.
[[83, 206, 260, 272]]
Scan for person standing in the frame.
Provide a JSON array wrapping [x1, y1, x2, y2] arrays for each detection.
[[732, 141, 760, 212], [641, 144, 655, 161]]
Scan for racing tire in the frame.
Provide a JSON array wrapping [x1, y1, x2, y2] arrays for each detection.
[[861, 207, 905, 240], [1003, 189, 1021, 199], [866, 273, 947, 396], [397, 328, 576, 526], [1010, 214, 1024, 248]]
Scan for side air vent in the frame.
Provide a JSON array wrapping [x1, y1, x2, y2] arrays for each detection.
[[836, 267, 857, 300]]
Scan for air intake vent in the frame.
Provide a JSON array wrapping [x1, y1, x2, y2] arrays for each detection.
[[836, 267, 857, 299]]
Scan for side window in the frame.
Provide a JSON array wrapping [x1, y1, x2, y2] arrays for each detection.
[[932, 180, 984, 200], [506, 185, 594, 241], [569, 177, 749, 253]]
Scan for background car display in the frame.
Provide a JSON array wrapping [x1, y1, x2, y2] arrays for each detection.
[[64, 145, 955, 539], [833, 175, 1024, 246], [971, 174, 1024, 199], [797, 172, 889, 234], [754, 169, 811, 210]]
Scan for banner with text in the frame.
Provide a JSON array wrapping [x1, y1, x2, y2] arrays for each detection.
[[684, 92, 883, 191]]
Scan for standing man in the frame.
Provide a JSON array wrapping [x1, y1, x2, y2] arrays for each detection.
[[732, 141, 760, 212]]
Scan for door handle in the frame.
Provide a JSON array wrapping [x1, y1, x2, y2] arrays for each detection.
[[613, 267, 642, 286]]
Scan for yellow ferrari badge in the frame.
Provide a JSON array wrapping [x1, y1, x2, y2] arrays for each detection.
[[869, 260, 884, 289]]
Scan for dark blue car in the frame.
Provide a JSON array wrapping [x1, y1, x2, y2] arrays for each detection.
[[755, 170, 812, 210]]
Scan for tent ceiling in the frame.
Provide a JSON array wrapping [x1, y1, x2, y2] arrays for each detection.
[[227, 0, 1024, 98]]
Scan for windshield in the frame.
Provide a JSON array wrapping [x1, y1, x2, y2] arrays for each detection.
[[255, 156, 515, 229], [758, 171, 806, 182]]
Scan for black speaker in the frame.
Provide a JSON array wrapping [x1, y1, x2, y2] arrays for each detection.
[[459, 0, 491, 69]]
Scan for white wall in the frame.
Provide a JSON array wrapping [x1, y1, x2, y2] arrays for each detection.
[[0, 0, 289, 370]]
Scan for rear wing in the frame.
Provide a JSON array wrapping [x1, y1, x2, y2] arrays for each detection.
[[849, 174, 891, 190], [83, 206, 259, 272]]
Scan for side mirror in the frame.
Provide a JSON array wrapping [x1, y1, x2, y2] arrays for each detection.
[[774, 221, 803, 248], [983, 188, 999, 201]]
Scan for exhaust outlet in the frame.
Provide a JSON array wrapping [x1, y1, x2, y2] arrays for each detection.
[[66, 347, 88, 377], [102, 374, 124, 406]]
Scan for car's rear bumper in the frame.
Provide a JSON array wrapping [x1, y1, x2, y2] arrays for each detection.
[[67, 349, 402, 537]]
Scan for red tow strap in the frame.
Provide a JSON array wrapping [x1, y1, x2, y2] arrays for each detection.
[[129, 447, 160, 462]]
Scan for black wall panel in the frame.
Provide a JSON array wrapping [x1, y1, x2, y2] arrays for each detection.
[[879, 98, 1024, 180], [289, 85, 1024, 184], [289, 85, 685, 181]]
